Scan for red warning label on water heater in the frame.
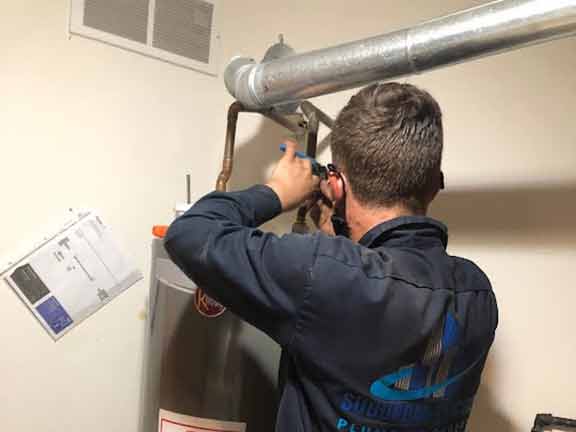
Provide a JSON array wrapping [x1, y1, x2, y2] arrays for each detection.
[[194, 288, 226, 318], [159, 409, 246, 432]]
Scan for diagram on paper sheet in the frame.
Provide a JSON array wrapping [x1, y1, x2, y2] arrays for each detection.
[[0, 210, 142, 340]]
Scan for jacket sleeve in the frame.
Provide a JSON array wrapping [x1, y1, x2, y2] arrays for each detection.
[[164, 185, 317, 347]]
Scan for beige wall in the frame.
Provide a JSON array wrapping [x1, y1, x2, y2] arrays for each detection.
[[0, 0, 574, 431]]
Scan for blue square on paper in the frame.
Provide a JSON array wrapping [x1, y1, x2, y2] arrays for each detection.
[[36, 297, 73, 335]]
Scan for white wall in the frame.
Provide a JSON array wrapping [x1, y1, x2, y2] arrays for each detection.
[[0, 0, 574, 431]]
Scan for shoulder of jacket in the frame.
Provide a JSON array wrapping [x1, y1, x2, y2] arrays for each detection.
[[451, 255, 493, 291]]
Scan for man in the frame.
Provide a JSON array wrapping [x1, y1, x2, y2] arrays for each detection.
[[165, 83, 498, 432]]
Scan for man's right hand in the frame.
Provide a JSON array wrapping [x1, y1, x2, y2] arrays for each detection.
[[266, 140, 320, 212]]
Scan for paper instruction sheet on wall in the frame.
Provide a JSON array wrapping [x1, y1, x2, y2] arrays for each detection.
[[159, 409, 246, 432], [0, 210, 142, 340]]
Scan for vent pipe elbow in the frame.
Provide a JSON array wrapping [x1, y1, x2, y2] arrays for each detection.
[[224, 56, 261, 109]]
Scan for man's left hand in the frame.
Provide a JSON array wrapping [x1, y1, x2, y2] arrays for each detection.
[[309, 180, 336, 236]]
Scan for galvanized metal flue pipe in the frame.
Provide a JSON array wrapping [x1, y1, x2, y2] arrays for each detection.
[[225, 0, 576, 109]]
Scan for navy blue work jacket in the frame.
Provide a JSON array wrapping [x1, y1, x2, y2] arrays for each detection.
[[165, 185, 498, 432]]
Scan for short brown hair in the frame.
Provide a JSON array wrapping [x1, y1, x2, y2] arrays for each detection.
[[331, 82, 443, 213]]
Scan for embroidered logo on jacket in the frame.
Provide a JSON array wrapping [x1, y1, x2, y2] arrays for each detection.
[[335, 312, 480, 431]]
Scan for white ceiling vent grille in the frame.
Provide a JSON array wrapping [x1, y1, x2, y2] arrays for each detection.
[[153, 0, 213, 64], [70, 0, 219, 75], [84, 0, 150, 44]]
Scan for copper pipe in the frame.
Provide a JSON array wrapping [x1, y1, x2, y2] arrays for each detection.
[[216, 102, 245, 192], [217, 103, 307, 192], [208, 103, 313, 315], [216, 102, 318, 235], [204, 102, 249, 317]]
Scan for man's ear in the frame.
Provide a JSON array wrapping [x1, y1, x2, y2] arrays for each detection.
[[328, 173, 345, 203], [425, 171, 444, 207]]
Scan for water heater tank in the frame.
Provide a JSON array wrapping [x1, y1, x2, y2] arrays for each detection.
[[139, 237, 280, 432]]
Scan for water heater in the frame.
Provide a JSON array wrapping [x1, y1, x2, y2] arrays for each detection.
[[139, 235, 281, 432]]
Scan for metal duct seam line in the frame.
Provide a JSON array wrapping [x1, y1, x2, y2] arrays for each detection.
[[405, 29, 418, 77], [248, 64, 265, 108]]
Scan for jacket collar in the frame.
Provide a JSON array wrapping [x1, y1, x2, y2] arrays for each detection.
[[358, 216, 448, 249]]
